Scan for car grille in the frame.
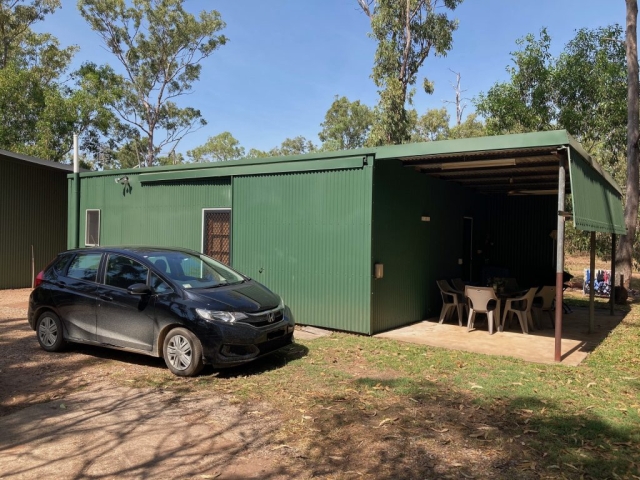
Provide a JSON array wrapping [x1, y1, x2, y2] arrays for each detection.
[[239, 308, 284, 328]]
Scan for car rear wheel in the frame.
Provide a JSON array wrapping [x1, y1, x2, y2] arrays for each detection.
[[36, 311, 66, 352], [163, 328, 204, 377]]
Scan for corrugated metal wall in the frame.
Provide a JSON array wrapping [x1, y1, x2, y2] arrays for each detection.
[[472, 195, 556, 287], [76, 174, 231, 251], [371, 160, 474, 334], [0, 158, 68, 289], [232, 167, 373, 334]]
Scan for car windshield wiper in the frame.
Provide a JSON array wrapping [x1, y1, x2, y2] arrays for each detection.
[[210, 282, 230, 288]]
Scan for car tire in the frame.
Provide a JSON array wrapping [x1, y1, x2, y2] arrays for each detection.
[[36, 311, 66, 352], [163, 328, 204, 377]]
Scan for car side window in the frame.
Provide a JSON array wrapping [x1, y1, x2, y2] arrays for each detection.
[[150, 273, 172, 294], [105, 254, 149, 290], [66, 253, 102, 282]]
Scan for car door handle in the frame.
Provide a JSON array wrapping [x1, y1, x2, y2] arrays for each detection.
[[99, 294, 113, 301]]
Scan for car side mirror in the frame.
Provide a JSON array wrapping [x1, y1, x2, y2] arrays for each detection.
[[128, 283, 152, 295]]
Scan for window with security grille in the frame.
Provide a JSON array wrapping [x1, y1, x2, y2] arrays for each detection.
[[203, 209, 231, 265]]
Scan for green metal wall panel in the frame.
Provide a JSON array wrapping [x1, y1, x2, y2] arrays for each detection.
[[0, 158, 68, 289], [371, 160, 558, 334], [471, 195, 557, 287], [232, 168, 373, 334], [371, 160, 473, 334], [569, 149, 626, 234], [77, 174, 231, 251]]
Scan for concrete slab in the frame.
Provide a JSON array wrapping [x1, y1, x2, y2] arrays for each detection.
[[295, 325, 333, 340], [375, 307, 624, 366]]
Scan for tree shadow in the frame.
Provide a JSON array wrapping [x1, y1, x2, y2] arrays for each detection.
[[282, 377, 639, 479]]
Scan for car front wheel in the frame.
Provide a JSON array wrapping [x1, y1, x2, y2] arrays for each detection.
[[36, 311, 66, 352], [163, 328, 204, 377]]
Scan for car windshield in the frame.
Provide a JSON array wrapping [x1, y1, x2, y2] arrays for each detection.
[[143, 251, 244, 289]]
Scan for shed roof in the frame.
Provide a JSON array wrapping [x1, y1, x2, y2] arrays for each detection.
[[68, 130, 626, 234], [0, 149, 76, 172]]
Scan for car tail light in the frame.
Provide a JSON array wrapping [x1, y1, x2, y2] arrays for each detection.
[[34, 271, 44, 287]]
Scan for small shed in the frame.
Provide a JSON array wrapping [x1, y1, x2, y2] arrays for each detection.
[[0, 150, 73, 289], [67, 131, 625, 352]]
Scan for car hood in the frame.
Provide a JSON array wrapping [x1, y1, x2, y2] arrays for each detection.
[[188, 281, 280, 313]]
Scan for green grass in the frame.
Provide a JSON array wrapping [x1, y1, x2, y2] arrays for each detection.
[[119, 304, 640, 478], [114, 254, 640, 478]]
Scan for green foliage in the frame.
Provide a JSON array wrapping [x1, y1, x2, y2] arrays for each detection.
[[475, 26, 633, 261], [0, 0, 60, 68], [187, 131, 245, 163], [319, 96, 373, 150], [411, 107, 450, 141], [448, 112, 486, 139], [268, 136, 316, 156], [0, 0, 131, 163], [359, 0, 463, 145], [245, 148, 270, 159], [78, 0, 227, 166], [476, 26, 626, 150], [411, 108, 485, 142]]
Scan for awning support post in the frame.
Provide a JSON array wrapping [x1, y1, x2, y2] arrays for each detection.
[[610, 233, 617, 316], [589, 231, 596, 334], [554, 153, 566, 362]]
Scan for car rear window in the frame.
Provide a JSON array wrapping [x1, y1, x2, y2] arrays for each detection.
[[67, 253, 102, 282]]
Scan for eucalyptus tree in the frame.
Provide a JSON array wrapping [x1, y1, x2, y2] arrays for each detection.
[[187, 132, 245, 163], [319, 96, 374, 150], [78, 0, 227, 166], [619, 0, 639, 287], [0, 0, 60, 68], [357, 0, 463, 145]]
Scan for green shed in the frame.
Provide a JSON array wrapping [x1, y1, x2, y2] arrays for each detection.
[[1, 150, 73, 289], [67, 131, 625, 336]]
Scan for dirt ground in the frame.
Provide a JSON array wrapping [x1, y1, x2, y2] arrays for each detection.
[[0, 289, 292, 479], [0, 289, 600, 479]]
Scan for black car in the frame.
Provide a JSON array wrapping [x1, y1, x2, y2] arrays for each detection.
[[28, 247, 295, 376]]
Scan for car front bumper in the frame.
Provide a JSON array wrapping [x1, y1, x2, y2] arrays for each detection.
[[198, 311, 295, 368]]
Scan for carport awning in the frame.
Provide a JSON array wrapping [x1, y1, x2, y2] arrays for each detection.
[[383, 130, 627, 235], [569, 148, 627, 235]]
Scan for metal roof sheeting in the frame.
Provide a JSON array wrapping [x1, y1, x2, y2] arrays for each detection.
[[569, 150, 627, 235]]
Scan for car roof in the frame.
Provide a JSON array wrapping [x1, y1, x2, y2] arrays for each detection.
[[63, 246, 200, 259]]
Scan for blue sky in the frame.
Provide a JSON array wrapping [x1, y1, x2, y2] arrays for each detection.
[[39, 0, 626, 155]]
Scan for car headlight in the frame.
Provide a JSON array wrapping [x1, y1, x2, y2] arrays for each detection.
[[278, 296, 285, 309], [196, 309, 247, 323]]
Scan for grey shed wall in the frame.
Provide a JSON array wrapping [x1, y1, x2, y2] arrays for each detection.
[[0, 155, 69, 289]]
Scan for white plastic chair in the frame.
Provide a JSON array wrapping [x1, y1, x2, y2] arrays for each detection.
[[501, 287, 537, 334], [465, 286, 499, 335], [533, 286, 556, 329], [450, 278, 467, 294], [437, 280, 466, 326]]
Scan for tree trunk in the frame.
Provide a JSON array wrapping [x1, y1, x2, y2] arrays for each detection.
[[617, 0, 640, 289]]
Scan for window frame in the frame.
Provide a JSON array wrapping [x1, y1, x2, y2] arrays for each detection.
[[201, 207, 232, 265], [85, 209, 101, 247]]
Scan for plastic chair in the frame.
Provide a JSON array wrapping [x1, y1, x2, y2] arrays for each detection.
[[532, 286, 555, 329], [436, 280, 466, 326], [504, 277, 520, 293], [450, 278, 467, 294], [501, 287, 537, 334], [465, 286, 499, 335]]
